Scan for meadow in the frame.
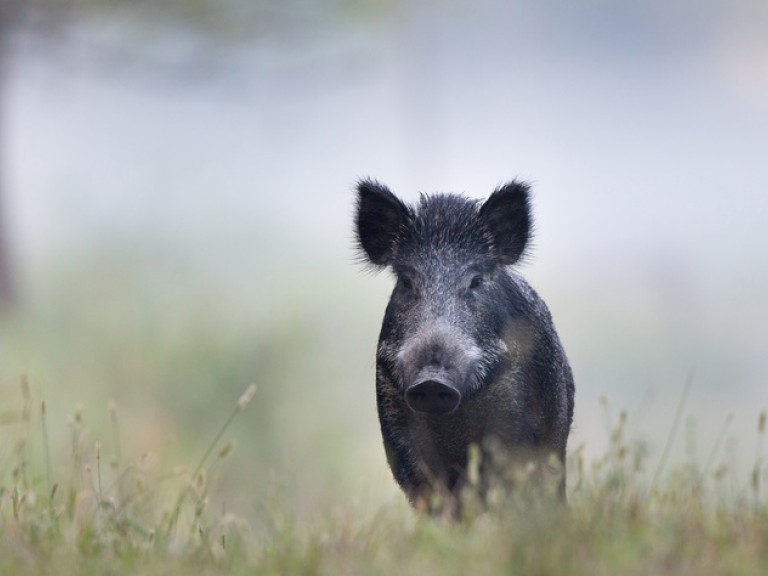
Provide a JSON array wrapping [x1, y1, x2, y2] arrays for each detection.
[[1, 247, 767, 575]]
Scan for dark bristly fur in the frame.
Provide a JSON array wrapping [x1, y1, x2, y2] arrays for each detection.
[[355, 178, 574, 516]]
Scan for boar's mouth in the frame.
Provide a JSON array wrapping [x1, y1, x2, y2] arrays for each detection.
[[404, 375, 462, 415]]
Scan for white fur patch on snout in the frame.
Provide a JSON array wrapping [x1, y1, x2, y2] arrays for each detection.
[[396, 322, 479, 365]]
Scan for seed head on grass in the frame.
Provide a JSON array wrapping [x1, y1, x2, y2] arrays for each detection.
[[193, 384, 257, 479], [73, 403, 83, 425], [217, 441, 235, 462], [237, 384, 257, 410]]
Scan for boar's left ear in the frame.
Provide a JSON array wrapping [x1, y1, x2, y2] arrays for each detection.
[[355, 179, 411, 267], [479, 180, 532, 265]]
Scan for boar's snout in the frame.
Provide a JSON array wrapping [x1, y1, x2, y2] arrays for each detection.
[[405, 377, 461, 414]]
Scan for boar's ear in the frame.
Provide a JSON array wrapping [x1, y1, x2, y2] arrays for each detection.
[[479, 180, 532, 265], [355, 179, 411, 266]]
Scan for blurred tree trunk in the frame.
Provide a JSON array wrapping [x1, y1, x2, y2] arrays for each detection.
[[0, 0, 16, 308]]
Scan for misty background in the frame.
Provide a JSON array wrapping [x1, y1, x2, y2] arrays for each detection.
[[2, 0, 767, 513]]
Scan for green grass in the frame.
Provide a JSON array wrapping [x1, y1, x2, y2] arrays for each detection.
[[1, 374, 766, 575], [1, 252, 767, 574]]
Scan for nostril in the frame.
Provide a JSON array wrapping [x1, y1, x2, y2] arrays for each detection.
[[404, 379, 461, 415]]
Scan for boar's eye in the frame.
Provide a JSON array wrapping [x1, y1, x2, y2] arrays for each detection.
[[400, 275, 414, 291], [468, 275, 484, 290]]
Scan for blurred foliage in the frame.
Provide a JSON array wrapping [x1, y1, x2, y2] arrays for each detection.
[[16, 0, 403, 42]]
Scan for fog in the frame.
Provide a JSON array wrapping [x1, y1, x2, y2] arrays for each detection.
[[5, 1, 768, 495]]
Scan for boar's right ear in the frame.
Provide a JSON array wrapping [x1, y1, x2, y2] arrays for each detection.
[[479, 180, 532, 265], [355, 179, 411, 267]]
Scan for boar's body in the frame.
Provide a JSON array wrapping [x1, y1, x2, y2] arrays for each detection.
[[356, 180, 574, 512]]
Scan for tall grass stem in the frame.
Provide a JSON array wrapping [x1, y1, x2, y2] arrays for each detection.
[[650, 371, 694, 491], [41, 400, 52, 496]]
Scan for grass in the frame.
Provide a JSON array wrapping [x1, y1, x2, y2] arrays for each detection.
[[1, 375, 766, 575], [1, 252, 767, 574]]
